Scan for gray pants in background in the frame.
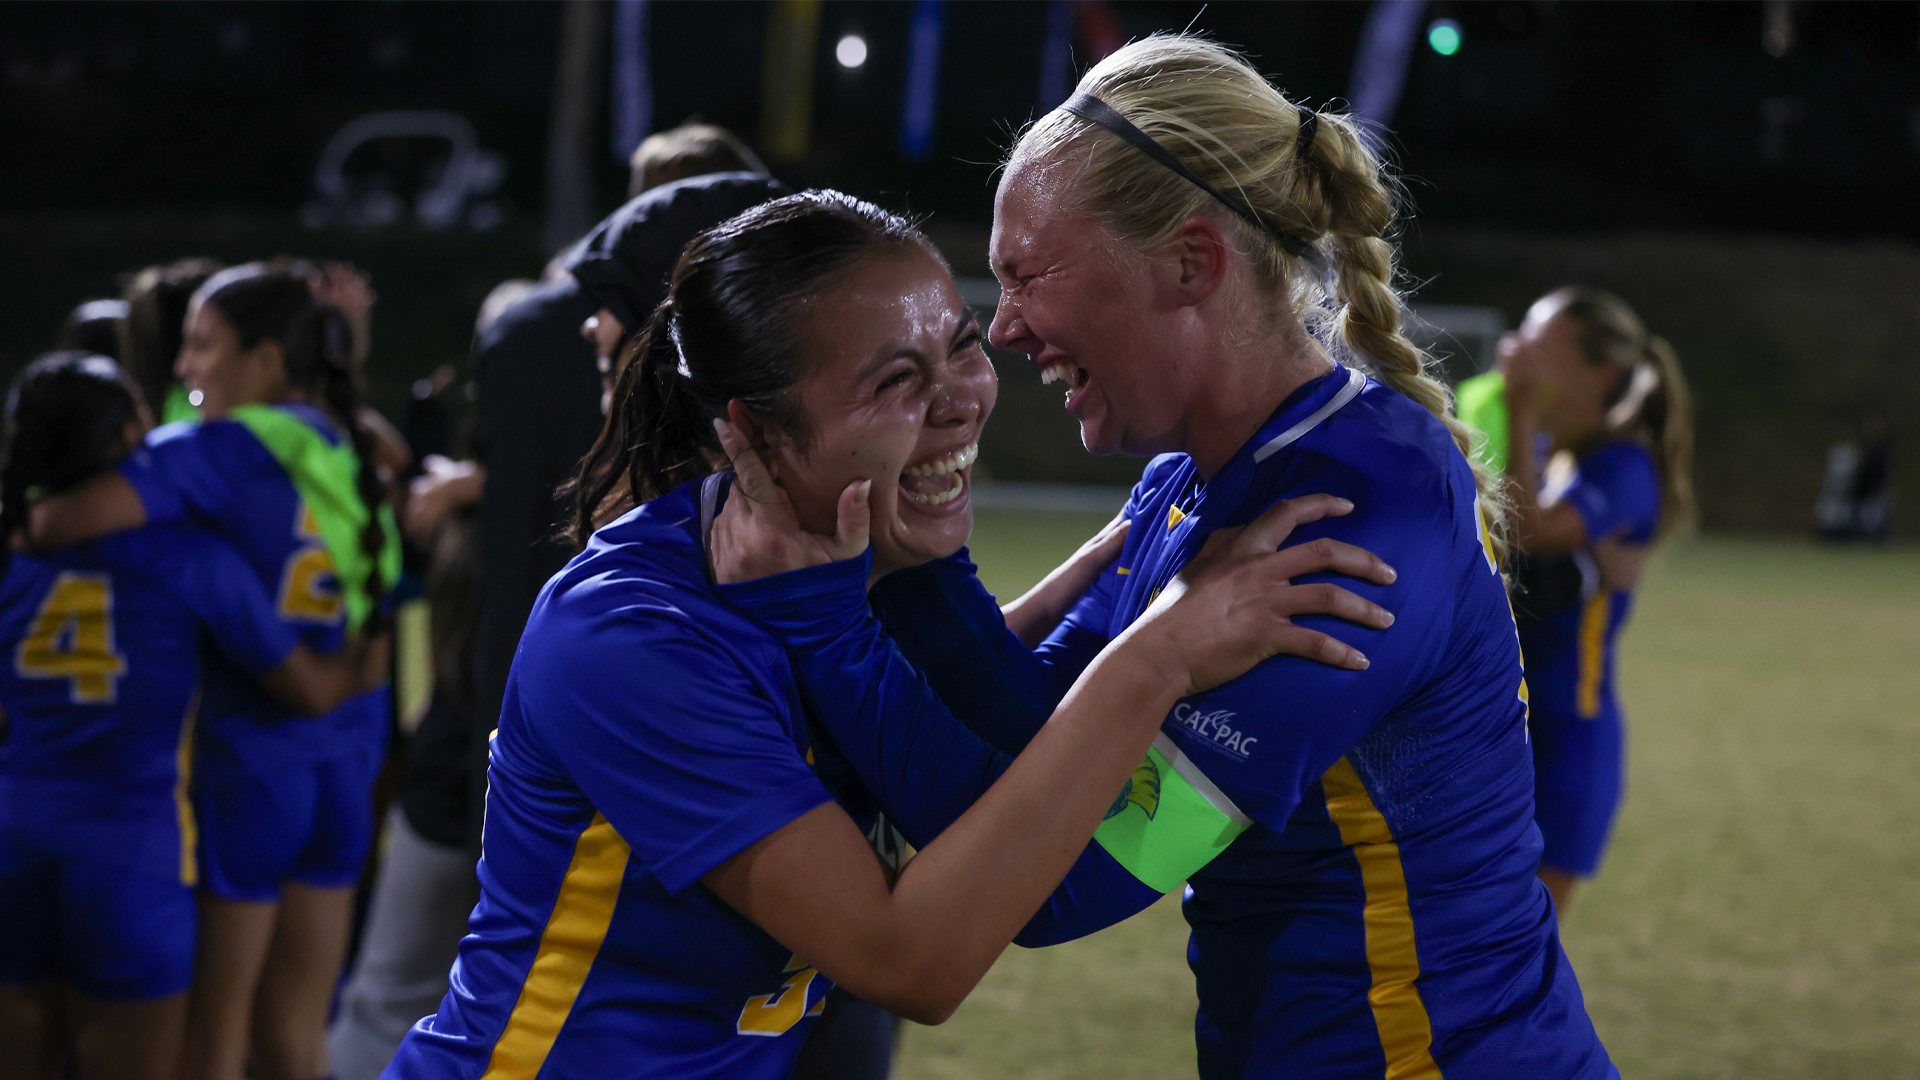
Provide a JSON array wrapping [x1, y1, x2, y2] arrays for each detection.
[[328, 807, 479, 1080]]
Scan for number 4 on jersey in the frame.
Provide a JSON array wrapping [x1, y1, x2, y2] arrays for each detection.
[[15, 572, 127, 704]]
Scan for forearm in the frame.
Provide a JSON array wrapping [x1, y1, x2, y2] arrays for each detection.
[[26, 474, 146, 550], [837, 651, 1178, 1018]]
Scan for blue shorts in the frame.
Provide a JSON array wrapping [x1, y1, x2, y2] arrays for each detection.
[[195, 746, 382, 902], [0, 789, 196, 1000], [1530, 703, 1624, 878]]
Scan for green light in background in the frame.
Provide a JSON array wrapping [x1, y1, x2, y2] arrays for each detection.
[[1428, 18, 1462, 56]]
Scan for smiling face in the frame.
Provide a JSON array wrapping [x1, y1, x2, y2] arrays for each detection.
[[763, 242, 997, 577], [175, 298, 287, 419], [988, 157, 1193, 458], [1515, 295, 1616, 444]]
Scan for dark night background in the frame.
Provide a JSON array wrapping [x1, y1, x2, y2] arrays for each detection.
[[4, 0, 1916, 533]]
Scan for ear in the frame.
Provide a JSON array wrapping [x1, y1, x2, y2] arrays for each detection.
[[1163, 214, 1232, 309], [249, 339, 290, 388], [725, 399, 782, 483]]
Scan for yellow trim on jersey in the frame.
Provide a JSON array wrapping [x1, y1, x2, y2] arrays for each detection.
[[1576, 591, 1609, 719], [173, 688, 200, 887], [1322, 757, 1441, 1080], [481, 813, 630, 1079], [1167, 505, 1186, 530], [1115, 566, 1130, 576]]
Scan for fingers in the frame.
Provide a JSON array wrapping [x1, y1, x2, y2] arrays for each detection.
[[1267, 580, 1394, 631], [832, 480, 872, 560], [713, 419, 782, 508], [1265, 536, 1397, 588], [1238, 494, 1354, 554], [1266, 625, 1371, 671]]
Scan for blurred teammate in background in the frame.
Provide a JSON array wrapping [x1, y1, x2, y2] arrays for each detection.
[[121, 258, 224, 425], [55, 300, 128, 363], [0, 353, 382, 1080], [1493, 287, 1694, 918], [27, 266, 402, 1080], [627, 121, 767, 199]]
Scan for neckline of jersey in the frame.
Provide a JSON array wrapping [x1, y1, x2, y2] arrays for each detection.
[[1180, 365, 1365, 523]]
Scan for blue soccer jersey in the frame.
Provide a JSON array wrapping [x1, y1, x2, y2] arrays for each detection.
[[387, 479, 846, 1080], [0, 526, 300, 998], [1520, 440, 1661, 877], [729, 366, 1616, 1079], [118, 407, 378, 771]]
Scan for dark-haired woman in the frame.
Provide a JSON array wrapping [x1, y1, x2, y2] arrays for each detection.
[[386, 191, 1393, 1080], [120, 257, 225, 425], [0, 353, 384, 1080], [1495, 288, 1694, 920], [28, 266, 401, 1080]]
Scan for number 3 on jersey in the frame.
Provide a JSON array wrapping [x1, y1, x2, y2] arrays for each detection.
[[15, 572, 127, 704], [279, 505, 343, 624], [735, 953, 827, 1037]]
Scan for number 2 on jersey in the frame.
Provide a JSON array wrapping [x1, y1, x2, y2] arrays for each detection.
[[15, 572, 127, 704], [279, 505, 343, 623]]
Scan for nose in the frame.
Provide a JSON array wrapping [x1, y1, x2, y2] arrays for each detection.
[[988, 292, 1029, 354], [580, 315, 599, 344], [928, 367, 988, 430]]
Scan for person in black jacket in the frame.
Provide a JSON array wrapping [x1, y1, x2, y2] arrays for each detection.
[[468, 170, 790, 856]]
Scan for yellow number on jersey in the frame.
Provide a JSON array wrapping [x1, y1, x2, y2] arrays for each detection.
[[735, 953, 827, 1037], [278, 506, 343, 624], [15, 572, 128, 704]]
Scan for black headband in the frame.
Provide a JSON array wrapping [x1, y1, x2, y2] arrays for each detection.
[[1058, 91, 1319, 262]]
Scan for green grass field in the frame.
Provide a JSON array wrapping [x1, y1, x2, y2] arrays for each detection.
[[896, 510, 1920, 1080]]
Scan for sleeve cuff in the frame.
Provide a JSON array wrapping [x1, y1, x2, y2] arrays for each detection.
[[648, 775, 837, 894], [117, 451, 181, 524]]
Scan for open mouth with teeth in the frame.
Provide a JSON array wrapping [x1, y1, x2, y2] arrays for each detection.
[[898, 443, 978, 508], [1039, 359, 1091, 407]]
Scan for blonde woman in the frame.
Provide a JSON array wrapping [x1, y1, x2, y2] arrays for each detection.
[[720, 35, 1618, 1079]]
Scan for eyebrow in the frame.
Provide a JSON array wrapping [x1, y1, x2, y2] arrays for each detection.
[[949, 312, 981, 347]]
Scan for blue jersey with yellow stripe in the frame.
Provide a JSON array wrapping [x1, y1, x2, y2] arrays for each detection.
[[387, 480, 852, 1080], [1517, 440, 1659, 726], [0, 526, 298, 818], [1059, 367, 1608, 1078], [1518, 440, 1659, 878], [736, 366, 1615, 1078], [118, 407, 381, 772]]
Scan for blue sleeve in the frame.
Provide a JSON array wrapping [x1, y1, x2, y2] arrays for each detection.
[[722, 553, 1162, 944], [525, 615, 836, 895], [152, 530, 300, 675], [119, 421, 255, 526], [1560, 442, 1661, 544], [1163, 480, 1447, 831], [868, 550, 1064, 756]]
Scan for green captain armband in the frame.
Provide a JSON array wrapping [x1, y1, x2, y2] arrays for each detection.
[[1092, 734, 1252, 895]]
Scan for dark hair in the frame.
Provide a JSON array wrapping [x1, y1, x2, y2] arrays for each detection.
[[121, 257, 225, 417], [0, 352, 147, 575], [57, 300, 129, 361], [566, 190, 931, 546], [629, 122, 767, 198], [199, 264, 391, 628]]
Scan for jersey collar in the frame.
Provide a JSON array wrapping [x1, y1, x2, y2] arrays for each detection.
[[1192, 365, 1367, 521]]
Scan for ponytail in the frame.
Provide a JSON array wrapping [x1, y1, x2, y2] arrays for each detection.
[[294, 305, 393, 633], [563, 301, 716, 547], [1545, 287, 1697, 539]]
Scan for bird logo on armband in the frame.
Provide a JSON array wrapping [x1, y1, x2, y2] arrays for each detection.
[[1105, 757, 1163, 820]]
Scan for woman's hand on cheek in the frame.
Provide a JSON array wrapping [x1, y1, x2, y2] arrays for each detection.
[[709, 418, 872, 585]]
